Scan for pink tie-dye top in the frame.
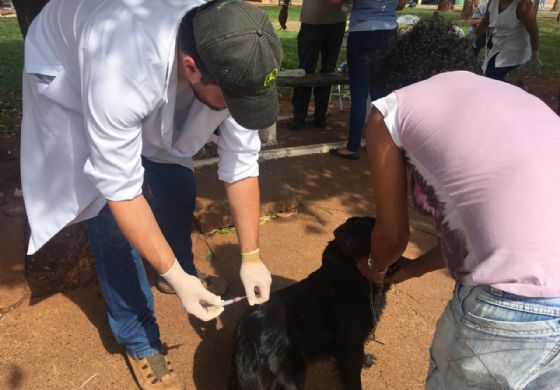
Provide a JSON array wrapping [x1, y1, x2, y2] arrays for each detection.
[[372, 71, 560, 298]]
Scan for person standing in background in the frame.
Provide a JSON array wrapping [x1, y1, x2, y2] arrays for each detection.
[[476, 0, 541, 81], [329, 0, 405, 160], [279, 0, 347, 130]]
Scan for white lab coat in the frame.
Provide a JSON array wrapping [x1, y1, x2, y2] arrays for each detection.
[[21, 0, 261, 254]]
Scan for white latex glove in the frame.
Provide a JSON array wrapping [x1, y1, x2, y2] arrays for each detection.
[[239, 249, 272, 306], [161, 260, 224, 321], [529, 51, 542, 74]]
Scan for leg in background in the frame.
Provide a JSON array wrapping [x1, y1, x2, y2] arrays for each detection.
[[291, 23, 323, 128], [313, 22, 346, 127]]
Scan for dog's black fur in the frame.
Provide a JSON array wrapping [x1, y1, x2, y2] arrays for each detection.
[[229, 217, 389, 390]]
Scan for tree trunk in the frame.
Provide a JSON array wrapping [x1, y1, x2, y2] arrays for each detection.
[[552, 0, 559, 12], [461, 0, 480, 19], [11, 0, 50, 37]]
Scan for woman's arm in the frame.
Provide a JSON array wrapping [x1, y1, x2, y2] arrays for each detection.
[[383, 245, 446, 284], [517, 0, 539, 52], [365, 108, 410, 273]]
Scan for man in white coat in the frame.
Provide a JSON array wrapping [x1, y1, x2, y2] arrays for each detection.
[[21, 0, 282, 388]]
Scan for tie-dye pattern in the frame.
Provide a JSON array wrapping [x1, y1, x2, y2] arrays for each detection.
[[372, 71, 560, 297]]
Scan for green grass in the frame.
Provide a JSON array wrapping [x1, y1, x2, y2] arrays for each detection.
[[539, 17, 560, 77], [0, 19, 23, 137], [0, 8, 558, 135], [261, 5, 301, 23]]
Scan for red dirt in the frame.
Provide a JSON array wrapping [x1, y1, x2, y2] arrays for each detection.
[[0, 78, 558, 389]]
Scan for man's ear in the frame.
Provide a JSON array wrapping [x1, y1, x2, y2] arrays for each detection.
[[178, 52, 201, 83]]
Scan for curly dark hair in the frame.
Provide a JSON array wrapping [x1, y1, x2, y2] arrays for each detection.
[[374, 14, 480, 97]]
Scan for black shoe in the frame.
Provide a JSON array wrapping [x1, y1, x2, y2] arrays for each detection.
[[329, 148, 360, 160], [314, 117, 327, 128], [289, 118, 305, 130]]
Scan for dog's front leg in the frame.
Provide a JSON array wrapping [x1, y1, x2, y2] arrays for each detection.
[[335, 347, 365, 390]]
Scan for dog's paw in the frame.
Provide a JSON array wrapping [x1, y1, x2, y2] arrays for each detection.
[[363, 354, 376, 368]]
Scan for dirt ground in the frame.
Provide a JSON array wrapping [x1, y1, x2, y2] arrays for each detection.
[[0, 154, 448, 390], [0, 79, 559, 389]]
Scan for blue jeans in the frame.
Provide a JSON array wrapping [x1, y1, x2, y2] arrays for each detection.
[[427, 283, 560, 389], [86, 157, 197, 359], [346, 29, 397, 152]]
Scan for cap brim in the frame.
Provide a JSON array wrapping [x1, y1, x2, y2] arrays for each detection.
[[223, 86, 278, 130]]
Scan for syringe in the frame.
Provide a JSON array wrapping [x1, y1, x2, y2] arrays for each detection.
[[220, 296, 247, 307]]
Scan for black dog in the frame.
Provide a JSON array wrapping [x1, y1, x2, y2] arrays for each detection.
[[229, 217, 389, 390]]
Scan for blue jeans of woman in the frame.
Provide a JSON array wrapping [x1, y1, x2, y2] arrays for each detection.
[[86, 157, 197, 359], [346, 29, 397, 153], [427, 283, 560, 389]]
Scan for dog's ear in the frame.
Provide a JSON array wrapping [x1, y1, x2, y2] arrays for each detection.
[[333, 217, 376, 259]]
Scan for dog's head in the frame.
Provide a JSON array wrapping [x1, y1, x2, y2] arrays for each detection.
[[332, 216, 375, 260], [320, 217, 378, 293]]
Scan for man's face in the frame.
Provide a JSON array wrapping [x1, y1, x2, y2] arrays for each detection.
[[190, 80, 227, 111], [177, 52, 227, 111]]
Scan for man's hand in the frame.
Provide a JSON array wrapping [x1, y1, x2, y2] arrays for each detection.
[[161, 260, 224, 321], [240, 249, 272, 305], [278, 5, 288, 30]]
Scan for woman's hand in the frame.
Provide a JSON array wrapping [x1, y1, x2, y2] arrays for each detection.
[[380, 246, 446, 285], [357, 257, 387, 284], [357, 256, 417, 284], [384, 256, 418, 284]]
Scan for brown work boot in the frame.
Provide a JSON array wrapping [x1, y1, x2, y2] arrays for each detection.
[[127, 351, 185, 390], [156, 273, 230, 296]]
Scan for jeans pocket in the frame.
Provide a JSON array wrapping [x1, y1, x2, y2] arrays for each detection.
[[446, 293, 560, 389], [464, 292, 560, 337], [425, 355, 440, 389]]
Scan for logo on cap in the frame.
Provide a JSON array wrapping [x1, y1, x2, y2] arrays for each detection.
[[264, 68, 279, 88], [216, 0, 235, 10]]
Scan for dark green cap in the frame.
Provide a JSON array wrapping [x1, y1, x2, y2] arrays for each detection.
[[193, 0, 283, 130]]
